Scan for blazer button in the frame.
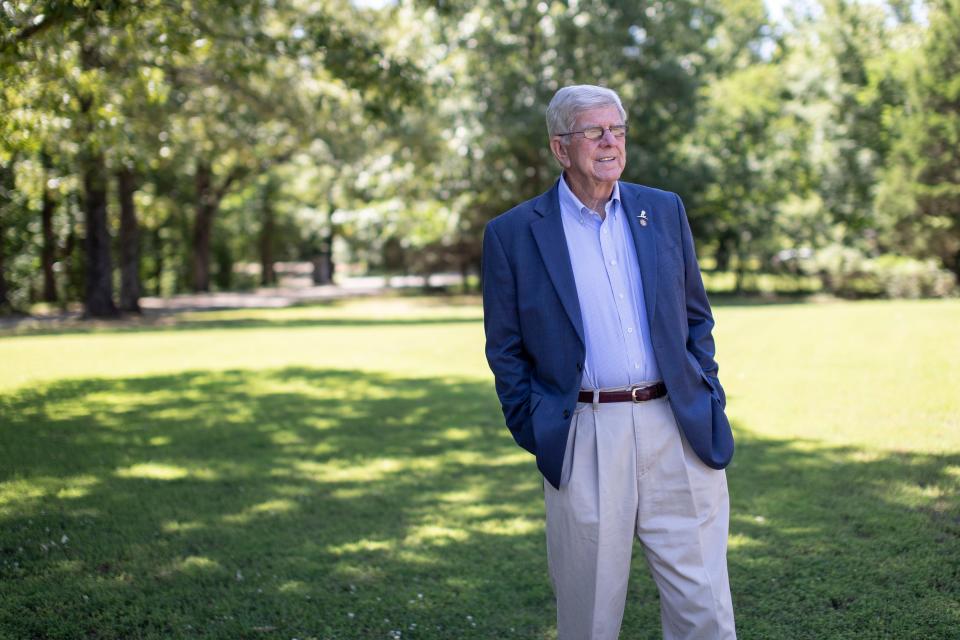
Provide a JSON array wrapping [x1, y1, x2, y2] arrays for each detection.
[[563, 409, 570, 419], [576, 363, 582, 372]]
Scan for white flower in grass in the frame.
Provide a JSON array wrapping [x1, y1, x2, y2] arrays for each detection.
[[347, 612, 355, 619], [61, 535, 69, 544]]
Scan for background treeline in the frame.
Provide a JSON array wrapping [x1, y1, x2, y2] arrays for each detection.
[[1, 0, 958, 317]]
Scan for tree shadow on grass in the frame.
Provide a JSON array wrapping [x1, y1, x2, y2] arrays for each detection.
[[0, 370, 958, 639], [724, 431, 960, 640], [0, 369, 552, 639]]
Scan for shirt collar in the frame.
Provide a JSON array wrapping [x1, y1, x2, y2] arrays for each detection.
[[559, 173, 621, 224]]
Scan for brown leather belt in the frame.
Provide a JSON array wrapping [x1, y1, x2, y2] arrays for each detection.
[[577, 382, 667, 404]]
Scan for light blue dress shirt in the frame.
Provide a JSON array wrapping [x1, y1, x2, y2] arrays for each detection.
[[558, 174, 662, 390]]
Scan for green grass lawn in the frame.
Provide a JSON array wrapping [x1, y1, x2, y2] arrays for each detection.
[[1, 297, 958, 639]]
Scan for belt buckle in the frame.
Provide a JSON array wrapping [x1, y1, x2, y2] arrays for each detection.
[[630, 386, 643, 402]]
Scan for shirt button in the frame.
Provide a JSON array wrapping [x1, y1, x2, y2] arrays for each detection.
[[635, 363, 640, 369], [619, 293, 624, 299], [610, 259, 617, 266], [627, 327, 633, 333]]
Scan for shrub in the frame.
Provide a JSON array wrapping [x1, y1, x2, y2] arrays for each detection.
[[798, 247, 957, 299]]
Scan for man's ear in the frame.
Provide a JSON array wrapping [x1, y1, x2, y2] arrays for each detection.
[[550, 137, 571, 169]]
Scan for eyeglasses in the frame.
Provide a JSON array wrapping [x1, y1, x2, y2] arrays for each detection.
[[556, 124, 628, 140]]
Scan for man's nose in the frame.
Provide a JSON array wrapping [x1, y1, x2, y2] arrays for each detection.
[[599, 127, 618, 144]]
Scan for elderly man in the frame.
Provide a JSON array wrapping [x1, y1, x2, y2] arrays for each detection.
[[482, 84, 736, 639]]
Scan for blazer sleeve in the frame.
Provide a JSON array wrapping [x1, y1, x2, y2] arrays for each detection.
[[676, 193, 727, 408], [482, 221, 537, 453]]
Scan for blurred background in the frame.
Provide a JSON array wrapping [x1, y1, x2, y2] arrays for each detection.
[[1, 0, 957, 317]]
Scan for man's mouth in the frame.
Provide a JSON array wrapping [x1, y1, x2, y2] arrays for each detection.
[[597, 156, 616, 163]]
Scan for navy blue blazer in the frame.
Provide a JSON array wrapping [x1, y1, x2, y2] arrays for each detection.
[[482, 179, 734, 489]]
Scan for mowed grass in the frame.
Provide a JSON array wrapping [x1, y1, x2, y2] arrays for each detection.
[[1, 296, 958, 639]]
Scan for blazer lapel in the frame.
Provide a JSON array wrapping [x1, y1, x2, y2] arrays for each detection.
[[530, 183, 585, 346], [622, 184, 659, 321]]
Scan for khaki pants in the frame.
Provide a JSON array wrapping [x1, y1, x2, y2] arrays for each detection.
[[544, 395, 736, 640]]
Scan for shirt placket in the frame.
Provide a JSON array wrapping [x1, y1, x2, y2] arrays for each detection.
[[598, 205, 639, 385], [615, 211, 649, 384]]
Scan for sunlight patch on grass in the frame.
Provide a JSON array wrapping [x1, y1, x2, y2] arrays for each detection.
[[293, 457, 409, 483], [436, 488, 485, 504], [885, 480, 952, 505], [161, 520, 205, 534], [308, 442, 336, 456], [55, 475, 100, 500], [333, 562, 386, 583], [727, 533, 760, 549], [222, 498, 299, 524], [328, 538, 394, 555], [306, 418, 338, 432], [170, 555, 223, 574], [439, 426, 473, 441], [277, 580, 308, 594], [404, 524, 469, 546], [115, 463, 217, 481], [474, 517, 540, 536], [0, 474, 102, 515], [270, 430, 305, 445], [0, 479, 47, 515]]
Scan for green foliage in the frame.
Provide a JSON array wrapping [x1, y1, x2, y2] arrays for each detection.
[[884, 0, 960, 276], [3, 0, 960, 305], [795, 245, 958, 298]]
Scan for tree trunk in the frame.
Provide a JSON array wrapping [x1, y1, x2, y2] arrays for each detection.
[[152, 225, 164, 296], [312, 248, 333, 285], [0, 157, 13, 313], [62, 198, 80, 309], [41, 152, 58, 303], [948, 247, 960, 282], [312, 189, 337, 285], [117, 166, 141, 312], [192, 160, 217, 292], [460, 256, 470, 294], [77, 41, 116, 317], [259, 177, 276, 286], [0, 235, 8, 312], [81, 151, 118, 317]]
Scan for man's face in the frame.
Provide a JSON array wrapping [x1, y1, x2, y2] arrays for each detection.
[[550, 105, 626, 189]]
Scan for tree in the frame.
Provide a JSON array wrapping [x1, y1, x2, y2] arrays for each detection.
[[690, 62, 808, 289], [893, 0, 960, 277]]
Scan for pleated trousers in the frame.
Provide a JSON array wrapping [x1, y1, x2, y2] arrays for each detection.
[[544, 394, 736, 640]]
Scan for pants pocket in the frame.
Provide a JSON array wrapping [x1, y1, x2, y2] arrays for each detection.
[[559, 406, 585, 487]]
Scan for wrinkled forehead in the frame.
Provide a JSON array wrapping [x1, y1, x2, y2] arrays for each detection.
[[573, 105, 625, 128]]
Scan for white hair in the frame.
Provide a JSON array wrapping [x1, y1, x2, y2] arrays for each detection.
[[546, 85, 627, 141]]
